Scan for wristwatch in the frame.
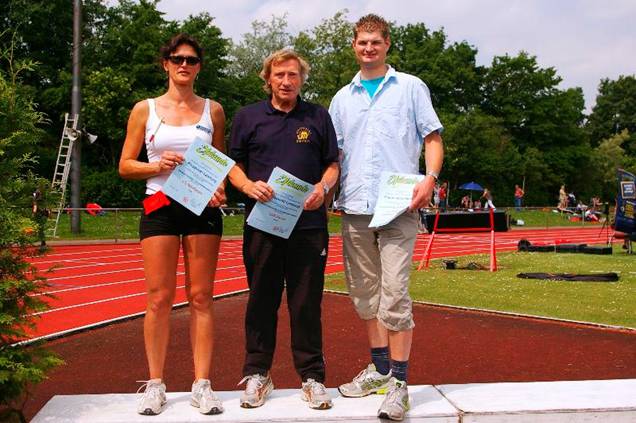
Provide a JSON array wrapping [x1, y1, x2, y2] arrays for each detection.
[[321, 181, 329, 195], [426, 170, 440, 181]]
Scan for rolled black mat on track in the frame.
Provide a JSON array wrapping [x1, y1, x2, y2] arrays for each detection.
[[517, 272, 619, 282], [555, 243, 587, 253], [581, 246, 613, 255]]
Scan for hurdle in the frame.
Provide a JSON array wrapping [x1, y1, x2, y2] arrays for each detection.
[[418, 208, 498, 271]]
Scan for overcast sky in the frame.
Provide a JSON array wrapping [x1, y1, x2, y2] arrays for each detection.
[[135, 0, 635, 113]]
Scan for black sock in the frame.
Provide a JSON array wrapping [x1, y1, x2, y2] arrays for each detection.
[[391, 359, 409, 383], [370, 347, 390, 375]]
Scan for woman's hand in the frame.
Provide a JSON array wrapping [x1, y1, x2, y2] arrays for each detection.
[[208, 184, 226, 207], [157, 151, 184, 173]]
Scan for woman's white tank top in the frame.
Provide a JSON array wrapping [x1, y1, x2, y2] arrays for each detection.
[[144, 98, 214, 194]]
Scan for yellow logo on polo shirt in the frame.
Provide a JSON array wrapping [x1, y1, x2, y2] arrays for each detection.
[[296, 127, 311, 143]]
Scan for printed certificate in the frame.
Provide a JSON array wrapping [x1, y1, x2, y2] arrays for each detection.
[[246, 167, 313, 239], [163, 138, 235, 216], [369, 172, 424, 227]]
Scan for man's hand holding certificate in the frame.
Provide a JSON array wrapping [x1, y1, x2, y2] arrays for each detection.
[[369, 172, 425, 228], [163, 138, 235, 216], [247, 167, 312, 239]]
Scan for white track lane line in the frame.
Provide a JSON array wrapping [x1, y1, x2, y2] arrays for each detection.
[[33, 275, 247, 316], [45, 261, 247, 282]]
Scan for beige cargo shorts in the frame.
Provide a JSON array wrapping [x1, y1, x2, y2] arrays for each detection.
[[341, 212, 419, 331]]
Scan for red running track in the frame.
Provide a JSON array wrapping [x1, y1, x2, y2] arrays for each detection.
[[27, 227, 615, 340]]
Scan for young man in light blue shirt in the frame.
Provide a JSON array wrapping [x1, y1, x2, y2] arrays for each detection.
[[329, 14, 444, 421]]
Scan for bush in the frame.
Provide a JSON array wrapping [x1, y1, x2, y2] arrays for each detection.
[[0, 38, 62, 422]]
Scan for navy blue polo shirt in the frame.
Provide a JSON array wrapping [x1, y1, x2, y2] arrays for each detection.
[[229, 97, 338, 230]]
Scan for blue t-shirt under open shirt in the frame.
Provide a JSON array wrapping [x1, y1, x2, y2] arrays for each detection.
[[361, 77, 384, 98]]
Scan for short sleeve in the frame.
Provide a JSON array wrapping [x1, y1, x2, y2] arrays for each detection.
[[321, 108, 339, 165], [413, 79, 443, 139], [328, 94, 345, 149]]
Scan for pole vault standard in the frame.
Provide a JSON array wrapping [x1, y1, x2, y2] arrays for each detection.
[[417, 208, 498, 272]]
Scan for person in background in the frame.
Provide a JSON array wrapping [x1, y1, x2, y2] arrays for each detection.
[[481, 188, 495, 209], [329, 14, 443, 421], [558, 185, 567, 210], [31, 182, 50, 251], [514, 184, 524, 211], [119, 33, 226, 416], [438, 181, 448, 211], [460, 195, 472, 210]]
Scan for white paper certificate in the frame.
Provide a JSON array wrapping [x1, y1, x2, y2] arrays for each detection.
[[246, 167, 313, 239], [163, 138, 235, 216], [369, 172, 424, 228]]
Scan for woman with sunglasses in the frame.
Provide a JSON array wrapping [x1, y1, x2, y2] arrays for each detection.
[[119, 33, 226, 416]]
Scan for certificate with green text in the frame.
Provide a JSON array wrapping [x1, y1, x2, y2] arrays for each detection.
[[246, 167, 312, 239], [369, 172, 424, 227], [163, 138, 235, 216]]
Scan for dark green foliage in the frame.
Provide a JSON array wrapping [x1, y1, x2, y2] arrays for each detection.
[[390, 23, 484, 114], [0, 42, 62, 421], [587, 75, 636, 153], [81, 168, 145, 208]]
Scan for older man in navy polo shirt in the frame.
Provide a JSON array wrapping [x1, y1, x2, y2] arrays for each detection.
[[228, 49, 339, 411]]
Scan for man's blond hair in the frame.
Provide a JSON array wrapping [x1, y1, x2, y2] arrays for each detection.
[[354, 14, 390, 40], [260, 49, 310, 94]]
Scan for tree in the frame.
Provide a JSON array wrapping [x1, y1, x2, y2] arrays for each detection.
[[0, 41, 62, 423], [293, 10, 357, 106], [587, 75, 636, 152], [591, 130, 635, 200], [389, 23, 484, 114], [227, 14, 292, 78], [442, 109, 522, 205], [482, 52, 585, 149]]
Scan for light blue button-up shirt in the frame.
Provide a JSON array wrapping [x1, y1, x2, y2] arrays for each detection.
[[329, 66, 443, 214]]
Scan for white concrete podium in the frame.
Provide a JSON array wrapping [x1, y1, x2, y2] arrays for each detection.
[[32, 379, 636, 422]]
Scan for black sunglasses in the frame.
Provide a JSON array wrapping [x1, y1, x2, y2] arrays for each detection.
[[167, 55, 201, 66]]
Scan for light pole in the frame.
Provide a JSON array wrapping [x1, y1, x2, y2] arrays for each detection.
[[70, 0, 82, 233]]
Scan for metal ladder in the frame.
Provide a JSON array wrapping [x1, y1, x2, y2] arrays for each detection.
[[50, 113, 79, 237]]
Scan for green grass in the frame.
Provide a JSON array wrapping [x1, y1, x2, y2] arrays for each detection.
[[50, 208, 602, 239], [51, 211, 142, 240], [507, 208, 603, 228], [325, 246, 636, 328], [51, 210, 344, 240], [52, 211, 248, 239]]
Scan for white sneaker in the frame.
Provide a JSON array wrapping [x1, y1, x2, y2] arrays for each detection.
[[137, 379, 167, 415], [238, 373, 274, 408], [377, 377, 410, 421], [338, 363, 392, 397], [191, 379, 224, 414], [301, 379, 333, 409]]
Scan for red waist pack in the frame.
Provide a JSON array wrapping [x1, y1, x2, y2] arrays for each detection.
[[143, 191, 171, 215]]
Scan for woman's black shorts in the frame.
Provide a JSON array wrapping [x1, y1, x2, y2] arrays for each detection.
[[139, 199, 223, 240]]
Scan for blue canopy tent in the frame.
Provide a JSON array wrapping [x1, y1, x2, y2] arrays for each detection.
[[459, 182, 484, 191]]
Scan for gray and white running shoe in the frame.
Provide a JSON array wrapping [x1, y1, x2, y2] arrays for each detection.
[[377, 377, 410, 421], [301, 378, 333, 409], [338, 363, 392, 397], [191, 379, 224, 415], [136, 379, 167, 415], [238, 373, 274, 408]]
